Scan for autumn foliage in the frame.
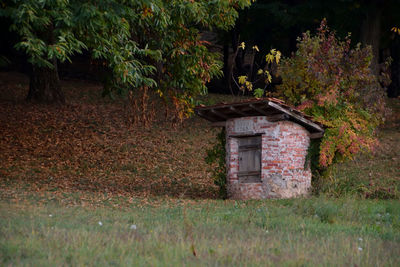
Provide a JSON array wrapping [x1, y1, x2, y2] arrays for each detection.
[[276, 19, 389, 168]]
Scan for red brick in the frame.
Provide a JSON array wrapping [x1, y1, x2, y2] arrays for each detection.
[[226, 117, 311, 199]]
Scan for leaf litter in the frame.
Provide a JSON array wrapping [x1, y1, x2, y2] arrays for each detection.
[[0, 73, 221, 207]]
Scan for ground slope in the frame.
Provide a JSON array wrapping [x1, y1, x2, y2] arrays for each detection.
[[0, 72, 399, 204]]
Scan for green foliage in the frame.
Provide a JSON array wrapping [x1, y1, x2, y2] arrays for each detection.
[[305, 138, 322, 178], [1, 0, 252, 114], [205, 128, 227, 199], [1, 0, 158, 89], [146, 0, 252, 118], [4, 0, 86, 68], [276, 19, 388, 169], [234, 47, 279, 95], [253, 88, 264, 98]]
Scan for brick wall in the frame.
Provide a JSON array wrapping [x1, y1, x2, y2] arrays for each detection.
[[226, 116, 311, 199]]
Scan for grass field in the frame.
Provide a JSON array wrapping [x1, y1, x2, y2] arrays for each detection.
[[1, 72, 400, 265], [1, 197, 399, 266]]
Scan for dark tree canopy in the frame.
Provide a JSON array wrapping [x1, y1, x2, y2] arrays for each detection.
[[222, 0, 400, 97]]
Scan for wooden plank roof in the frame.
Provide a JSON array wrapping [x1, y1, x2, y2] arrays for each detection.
[[194, 98, 324, 135]]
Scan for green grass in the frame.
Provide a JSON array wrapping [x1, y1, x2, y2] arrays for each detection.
[[1, 197, 399, 266]]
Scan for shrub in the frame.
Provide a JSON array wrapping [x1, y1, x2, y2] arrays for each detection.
[[276, 19, 389, 170], [205, 128, 227, 199]]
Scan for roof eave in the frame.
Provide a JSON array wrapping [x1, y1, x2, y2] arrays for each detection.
[[195, 98, 325, 136]]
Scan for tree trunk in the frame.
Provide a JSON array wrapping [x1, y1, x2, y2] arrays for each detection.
[[388, 36, 400, 98], [223, 42, 231, 94], [360, 3, 383, 76], [27, 20, 65, 104], [27, 59, 65, 104]]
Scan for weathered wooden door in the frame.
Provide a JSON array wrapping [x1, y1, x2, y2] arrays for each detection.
[[238, 136, 261, 183]]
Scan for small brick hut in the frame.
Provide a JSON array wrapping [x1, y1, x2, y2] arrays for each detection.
[[195, 98, 324, 199]]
